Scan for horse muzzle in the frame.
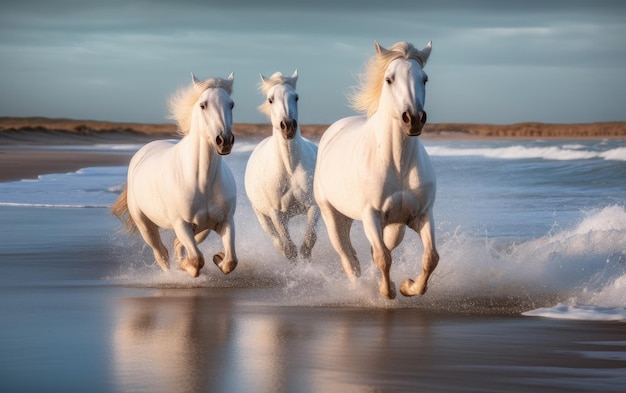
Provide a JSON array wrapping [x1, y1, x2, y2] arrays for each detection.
[[402, 110, 427, 136], [280, 119, 297, 140], [216, 132, 235, 155]]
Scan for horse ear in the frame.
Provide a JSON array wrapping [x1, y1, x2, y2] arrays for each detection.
[[191, 72, 201, 86], [291, 69, 298, 80], [374, 40, 389, 56], [260, 73, 268, 83], [227, 72, 234, 82], [420, 41, 432, 65]]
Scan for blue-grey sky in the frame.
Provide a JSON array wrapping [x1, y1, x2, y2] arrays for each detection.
[[1, 0, 625, 125]]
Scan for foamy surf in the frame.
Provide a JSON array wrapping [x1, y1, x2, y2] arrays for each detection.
[[427, 143, 626, 161], [106, 205, 626, 316]]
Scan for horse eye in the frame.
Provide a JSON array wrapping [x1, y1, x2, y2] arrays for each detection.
[[268, 97, 273, 104], [385, 77, 392, 85], [230, 102, 235, 109], [424, 77, 429, 85], [295, 95, 299, 102], [200, 102, 206, 110]]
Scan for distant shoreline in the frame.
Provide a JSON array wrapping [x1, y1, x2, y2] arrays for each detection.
[[1, 116, 625, 145]]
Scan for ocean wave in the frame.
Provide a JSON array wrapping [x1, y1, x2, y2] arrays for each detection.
[[0, 202, 109, 208], [522, 302, 626, 321], [426, 145, 626, 161]]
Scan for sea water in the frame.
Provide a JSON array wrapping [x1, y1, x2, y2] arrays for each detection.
[[1, 138, 624, 320]]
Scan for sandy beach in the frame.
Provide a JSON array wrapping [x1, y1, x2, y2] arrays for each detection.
[[1, 128, 625, 392]]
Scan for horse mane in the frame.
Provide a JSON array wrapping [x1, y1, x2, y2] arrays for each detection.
[[168, 77, 233, 136], [257, 71, 298, 117], [350, 41, 429, 118]]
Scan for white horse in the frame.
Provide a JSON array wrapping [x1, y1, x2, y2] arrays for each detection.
[[112, 73, 238, 277], [244, 70, 319, 260], [314, 41, 438, 299]]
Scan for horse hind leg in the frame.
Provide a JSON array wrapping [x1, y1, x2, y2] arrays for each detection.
[[400, 214, 439, 297], [134, 215, 169, 271], [300, 205, 320, 260], [383, 223, 406, 251], [319, 203, 361, 280]]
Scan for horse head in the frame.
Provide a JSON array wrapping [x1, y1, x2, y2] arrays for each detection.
[[191, 72, 235, 155], [376, 41, 431, 136], [259, 70, 299, 140]]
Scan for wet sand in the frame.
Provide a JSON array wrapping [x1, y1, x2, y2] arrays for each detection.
[[1, 140, 626, 392]]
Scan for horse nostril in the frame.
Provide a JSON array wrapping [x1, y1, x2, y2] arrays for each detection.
[[280, 120, 286, 130], [419, 111, 427, 125], [216, 135, 224, 146], [292, 119, 298, 129], [402, 111, 411, 125]]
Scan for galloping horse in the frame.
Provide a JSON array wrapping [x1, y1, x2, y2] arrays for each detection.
[[314, 41, 438, 299], [112, 73, 238, 277], [244, 70, 319, 260]]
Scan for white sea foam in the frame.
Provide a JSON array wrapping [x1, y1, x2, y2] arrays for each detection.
[[522, 302, 626, 321], [109, 205, 626, 315], [0, 166, 126, 207], [426, 145, 626, 161]]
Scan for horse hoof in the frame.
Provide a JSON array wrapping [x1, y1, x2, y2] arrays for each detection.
[[400, 279, 414, 297], [299, 245, 311, 260], [379, 281, 396, 300], [179, 259, 200, 278], [400, 278, 427, 297], [213, 252, 237, 275], [284, 243, 298, 261]]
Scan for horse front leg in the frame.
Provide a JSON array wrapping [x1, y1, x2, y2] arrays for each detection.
[[400, 212, 439, 296], [213, 217, 238, 275], [172, 221, 204, 278], [133, 213, 169, 271], [363, 209, 396, 299], [174, 229, 210, 267], [253, 209, 285, 258], [300, 204, 320, 259], [269, 209, 297, 261]]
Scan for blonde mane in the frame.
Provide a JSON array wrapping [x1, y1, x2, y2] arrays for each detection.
[[168, 77, 233, 136], [257, 71, 298, 118], [350, 41, 429, 118]]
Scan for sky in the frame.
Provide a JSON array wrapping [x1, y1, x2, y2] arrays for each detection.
[[1, 0, 625, 125]]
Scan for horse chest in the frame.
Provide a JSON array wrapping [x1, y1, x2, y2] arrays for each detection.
[[371, 167, 431, 223], [278, 167, 312, 213]]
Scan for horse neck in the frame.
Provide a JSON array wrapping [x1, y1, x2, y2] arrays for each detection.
[[368, 110, 409, 173], [177, 128, 220, 190], [272, 128, 302, 174]]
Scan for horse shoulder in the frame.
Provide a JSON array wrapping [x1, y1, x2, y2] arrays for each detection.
[[319, 116, 365, 149]]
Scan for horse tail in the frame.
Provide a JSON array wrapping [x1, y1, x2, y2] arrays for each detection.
[[111, 186, 138, 235]]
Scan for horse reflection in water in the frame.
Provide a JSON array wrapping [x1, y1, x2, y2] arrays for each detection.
[[315, 40, 439, 299], [112, 73, 238, 278], [111, 288, 440, 392], [245, 70, 319, 261], [112, 290, 232, 393]]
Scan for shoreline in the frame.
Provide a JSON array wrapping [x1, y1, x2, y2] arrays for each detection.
[[1, 117, 626, 142], [1, 117, 624, 182], [0, 148, 134, 182]]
